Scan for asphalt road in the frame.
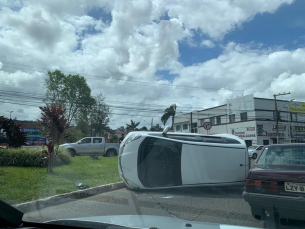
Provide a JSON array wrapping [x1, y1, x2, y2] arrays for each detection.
[[23, 159, 263, 228]]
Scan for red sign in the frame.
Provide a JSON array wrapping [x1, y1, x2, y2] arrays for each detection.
[[203, 122, 212, 130]]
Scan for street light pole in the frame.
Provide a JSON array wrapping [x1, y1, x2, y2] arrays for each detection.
[[6, 111, 13, 119]]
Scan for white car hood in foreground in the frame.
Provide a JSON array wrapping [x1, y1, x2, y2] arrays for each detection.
[[47, 215, 260, 229]]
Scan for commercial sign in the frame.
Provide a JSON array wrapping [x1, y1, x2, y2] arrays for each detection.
[[289, 101, 305, 113], [232, 127, 256, 139], [291, 126, 305, 139]]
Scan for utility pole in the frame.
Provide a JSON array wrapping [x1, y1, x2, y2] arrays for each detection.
[[6, 111, 13, 119], [274, 92, 290, 144], [190, 112, 193, 133]]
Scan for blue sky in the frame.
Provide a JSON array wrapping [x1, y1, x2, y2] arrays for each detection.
[[178, 0, 305, 68]]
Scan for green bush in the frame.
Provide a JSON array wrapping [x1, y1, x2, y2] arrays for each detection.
[[0, 147, 71, 167]]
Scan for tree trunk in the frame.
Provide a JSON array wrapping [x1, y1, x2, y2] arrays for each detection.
[[47, 156, 54, 173]]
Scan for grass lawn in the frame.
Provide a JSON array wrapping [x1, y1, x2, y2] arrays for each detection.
[[0, 156, 121, 204]]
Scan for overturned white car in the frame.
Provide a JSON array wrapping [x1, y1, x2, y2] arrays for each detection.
[[118, 128, 249, 190]]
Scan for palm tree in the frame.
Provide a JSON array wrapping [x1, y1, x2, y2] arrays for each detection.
[[126, 120, 140, 132], [161, 104, 176, 129]]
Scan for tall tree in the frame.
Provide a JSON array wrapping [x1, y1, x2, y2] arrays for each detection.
[[44, 70, 95, 125], [75, 94, 110, 137], [89, 94, 110, 136], [126, 120, 140, 132], [161, 104, 177, 129]]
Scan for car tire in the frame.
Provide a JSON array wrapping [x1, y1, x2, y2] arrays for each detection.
[[252, 153, 257, 159], [106, 149, 117, 157], [69, 149, 76, 157]]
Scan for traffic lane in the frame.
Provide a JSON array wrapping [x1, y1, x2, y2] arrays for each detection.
[[23, 186, 263, 228]]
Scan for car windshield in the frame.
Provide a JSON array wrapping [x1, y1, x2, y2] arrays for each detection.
[[257, 146, 305, 166], [1, 0, 305, 228]]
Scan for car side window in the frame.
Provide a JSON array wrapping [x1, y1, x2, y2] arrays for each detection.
[[93, 138, 103, 143], [81, 138, 91, 144], [257, 146, 263, 150]]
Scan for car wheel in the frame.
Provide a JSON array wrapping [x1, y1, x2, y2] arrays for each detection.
[[106, 149, 117, 157], [69, 149, 76, 157], [252, 153, 257, 159]]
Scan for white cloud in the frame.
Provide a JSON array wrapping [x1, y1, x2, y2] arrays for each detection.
[[201, 40, 215, 48], [165, 0, 293, 39]]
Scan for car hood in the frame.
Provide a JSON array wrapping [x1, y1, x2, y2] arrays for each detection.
[[47, 215, 259, 229], [250, 165, 305, 182]]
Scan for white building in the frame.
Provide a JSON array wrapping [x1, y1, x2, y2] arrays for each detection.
[[174, 95, 305, 147]]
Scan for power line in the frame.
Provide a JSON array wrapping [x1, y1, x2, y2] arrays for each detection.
[[0, 60, 247, 92]]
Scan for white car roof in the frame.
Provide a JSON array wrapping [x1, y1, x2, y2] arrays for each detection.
[[124, 131, 245, 146]]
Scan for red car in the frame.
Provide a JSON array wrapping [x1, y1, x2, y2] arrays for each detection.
[[243, 144, 305, 228]]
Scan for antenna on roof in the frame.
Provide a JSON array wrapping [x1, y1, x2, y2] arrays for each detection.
[[162, 126, 171, 136]]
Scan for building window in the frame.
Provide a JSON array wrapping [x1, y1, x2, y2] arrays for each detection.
[[229, 114, 235, 123], [216, 116, 221, 125], [263, 140, 269, 145], [209, 117, 215, 125], [291, 113, 297, 122], [200, 119, 205, 126], [176, 125, 181, 131], [183, 124, 188, 130], [240, 112, 247, 121]]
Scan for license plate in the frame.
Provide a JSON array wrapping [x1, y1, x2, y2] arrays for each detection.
[[285, 182, 305, 193]]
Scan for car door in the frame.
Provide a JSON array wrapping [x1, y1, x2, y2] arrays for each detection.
[[181, 143, 246, 185], [78, 138, 92, 154], [92, 138, 105, 155]]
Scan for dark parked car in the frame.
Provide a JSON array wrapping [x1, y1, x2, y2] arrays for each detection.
[[243, 144, 305, 227]]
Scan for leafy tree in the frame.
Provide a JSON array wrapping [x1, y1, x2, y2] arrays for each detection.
[[161, 104, 177, 129], [65, 127, 86, 143], [44, 70, 95, 125], [89, 94, 110, 136], [111, 134, 119, 143], [0, 116, 27, 148], [38, 104, 69, 173], [126, 120, 140, 132], [75, 93, 110, 137], [140, 126, 148, 131]]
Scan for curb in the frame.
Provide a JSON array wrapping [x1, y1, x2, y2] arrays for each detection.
[[14, 181, 125, 213]]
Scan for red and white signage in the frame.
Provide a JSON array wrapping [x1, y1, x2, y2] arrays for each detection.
[[232, 127, 256, 139], [203, 122, 212, 130]]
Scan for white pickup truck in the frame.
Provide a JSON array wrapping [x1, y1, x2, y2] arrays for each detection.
[[59, 137, 119, 157]]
